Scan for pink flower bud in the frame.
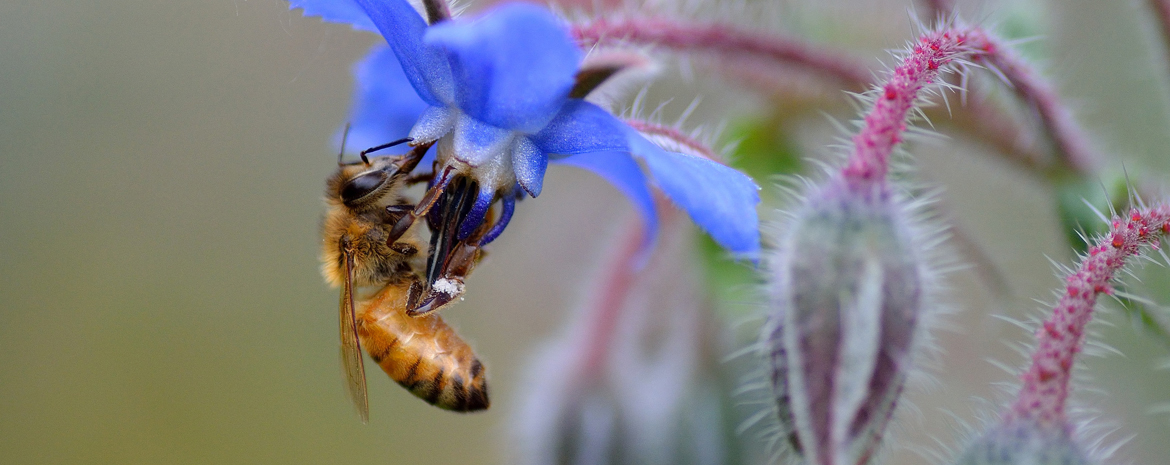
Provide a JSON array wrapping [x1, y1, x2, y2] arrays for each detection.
[[758, 25, 979, 464], [762, 178, 930, 465]]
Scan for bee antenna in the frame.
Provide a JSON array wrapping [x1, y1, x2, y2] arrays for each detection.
[[337, 123, 352, 166], [359, 138, 413, 165]]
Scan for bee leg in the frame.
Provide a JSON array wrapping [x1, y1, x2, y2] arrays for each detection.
[[407, 241, 480, 317], [385, 204, 413, 223], [382, 204, 421, 257], [388, 242, 418, 257], [408, 283, 461, 317], [385, 165, 456, 246], [406, 277, 426, 310], [388, 141, 433, 174]]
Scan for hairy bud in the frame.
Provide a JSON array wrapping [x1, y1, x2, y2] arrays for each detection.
[[762, 179, 926, 465], [954, 420, 1091, 465]]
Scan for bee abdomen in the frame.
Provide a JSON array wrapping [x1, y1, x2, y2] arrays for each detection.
[[395, 356, 489, 412], [358, 282, 490, 412]]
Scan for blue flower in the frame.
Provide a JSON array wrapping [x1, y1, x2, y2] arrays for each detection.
[[290, 0, 761, 257]]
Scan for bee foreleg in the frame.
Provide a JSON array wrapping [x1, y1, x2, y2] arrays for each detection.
[[388, 242, 418, 257], [407, 278, 464, 317], [385, 165, 455, 246], [406, 277, 425, 309], [407, 241, 480, 317], [385, 203, 414, 225]]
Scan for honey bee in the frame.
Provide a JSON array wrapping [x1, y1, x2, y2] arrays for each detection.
[[321, 139, 489, 418]]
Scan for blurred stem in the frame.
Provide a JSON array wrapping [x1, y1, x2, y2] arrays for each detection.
[[573, 17, 872, 88], [576, 16, 1091, 183], [926, 79, 1051, 174], [917, 0, 956, 22], [969, 29, 1101, 177], [579, 215, 646, 377], [1148, 0, 1170, 77], [1007, 204, 1170, 425]]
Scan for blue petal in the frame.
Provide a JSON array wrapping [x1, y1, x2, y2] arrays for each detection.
[[629, 133, 761, 257], [458, 187, 495, 241], [530, 100, 629, 155], [452, 114, 514, 166], [425, 3, 580, 133], [512, 137, 548, 197], [554, 152, 658, 254], [480, 191, 516, 245], [289, 0, 377, 32], [353, 0, 454, 106], [335, 45, 429, 155], [408, 105, 456, 145]]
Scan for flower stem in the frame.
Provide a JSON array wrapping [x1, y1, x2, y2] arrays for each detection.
[[572, 17, 873, 88], [967, 29, 1100, 176], [1147, 0, 1170, 79], [937, 83, 1050, 173], [1007, 204, 1170, 426], [577, 17, 1093, 182], [579, 215, 646, 376], [917, 0, 956, 23], [842, 26, 1100, 187], [842, 27, 978, 188], [624, 119, 723, 164]]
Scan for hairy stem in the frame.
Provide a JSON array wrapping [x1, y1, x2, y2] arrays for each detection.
[[842, 27, 978, 188], [1148, 0, 1170, 78], [577, 17, 1097, 182], [624, 119, 723, 164], [572, 17, 873, 88], [1007, 204, 1170, 426]]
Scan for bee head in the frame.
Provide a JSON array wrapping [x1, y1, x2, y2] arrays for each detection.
[[340, 169, 390, 207], [338, 160, 412, 209], [331, 136, 418, 209]]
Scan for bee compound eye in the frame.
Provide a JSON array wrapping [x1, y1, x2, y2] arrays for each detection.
[[341, 171, 388, 205]]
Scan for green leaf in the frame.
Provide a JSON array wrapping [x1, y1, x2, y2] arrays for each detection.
[[723, 117, 802, 181]]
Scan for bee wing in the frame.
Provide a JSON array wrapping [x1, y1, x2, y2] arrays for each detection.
[[340, 246, 369, 423]]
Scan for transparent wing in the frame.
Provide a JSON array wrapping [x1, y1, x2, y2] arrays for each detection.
[[340, 246, 369, 423]]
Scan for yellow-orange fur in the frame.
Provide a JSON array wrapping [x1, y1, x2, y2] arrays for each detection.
[[358, 279, 489, 412], [320, 160, 426, 289]]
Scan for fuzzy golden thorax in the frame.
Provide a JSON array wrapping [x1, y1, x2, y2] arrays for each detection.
[[320, 159, 427, 289]]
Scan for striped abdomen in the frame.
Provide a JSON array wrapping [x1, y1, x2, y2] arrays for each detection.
[[357, 280, 489, 412]]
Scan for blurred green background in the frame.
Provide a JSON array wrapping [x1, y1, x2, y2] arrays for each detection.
[[2, 0, 1170, 464]]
